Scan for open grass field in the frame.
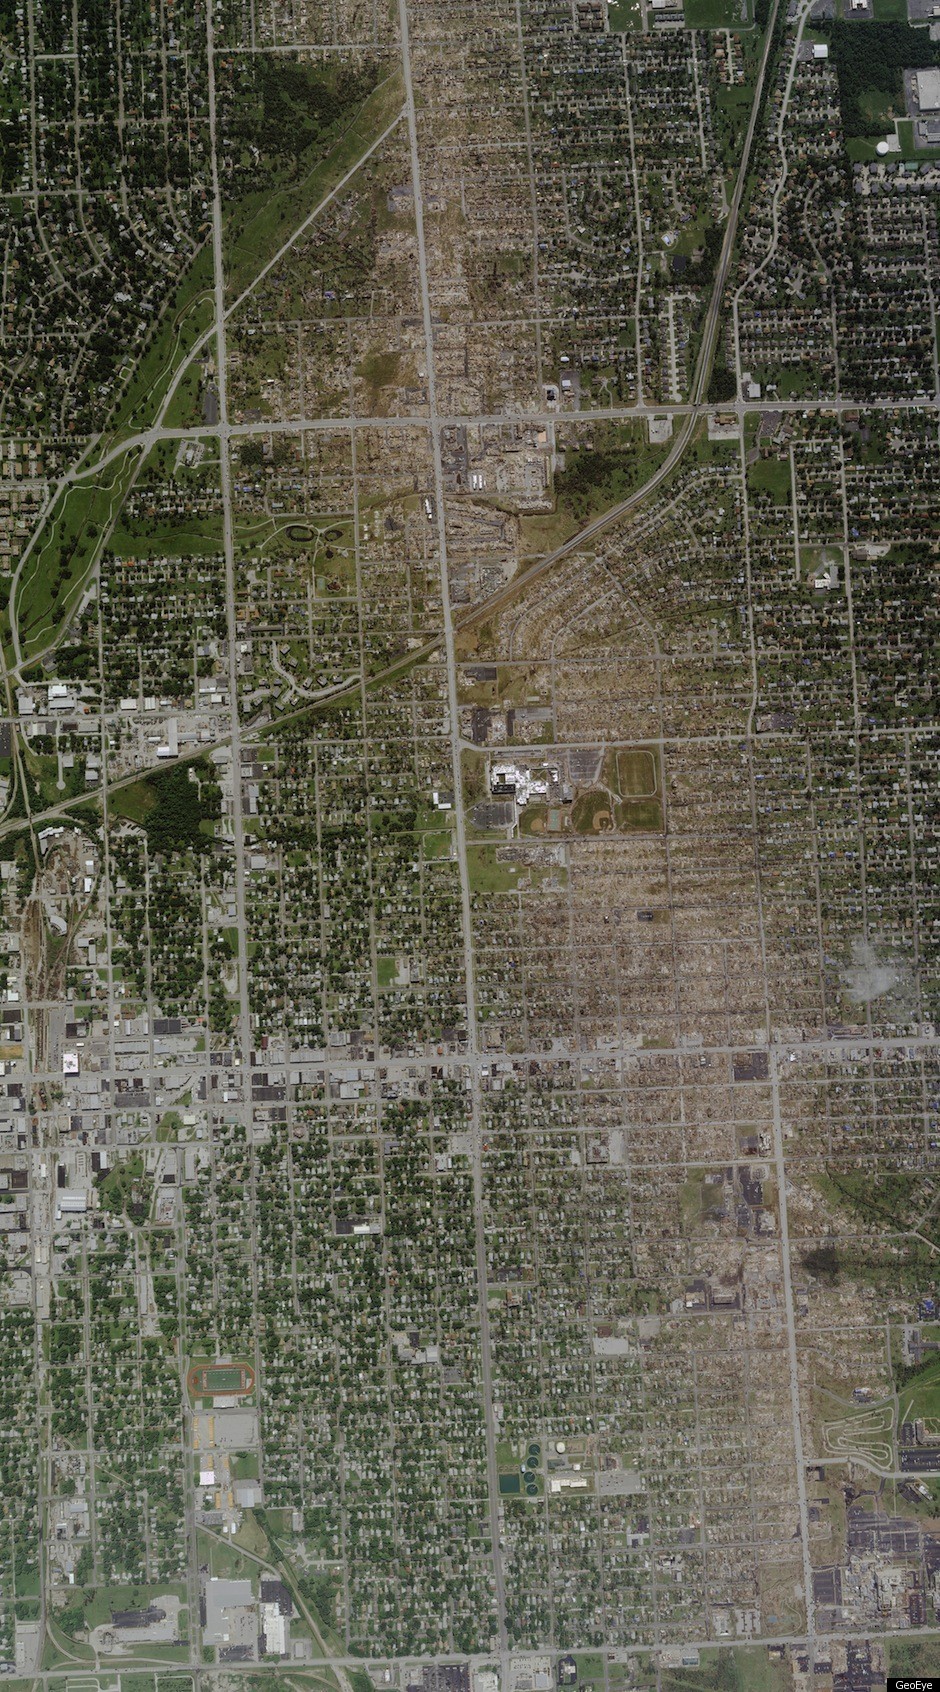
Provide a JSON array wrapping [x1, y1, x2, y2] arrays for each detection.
[[109, 512, 224, 560], [553, 423, 672, 533], [357, 348, 402, 407], [106, 246, 215, 443], [466, 845, 521, 894], [232, 1510, 270, 1558], [616, 748, 658, 797], [43, 1617, 95, 1667], [16, 446, 142, 661], [109, 780, 158, 826], [516, 505, 582, 560], [684, 0, 751, 24], [224, 69, 405, 302], [681, 1171, 727, 1232], [757, 363, 821, 398], [858, 86, 899, 124], [748, 455, 791, 503], [890, 1637, 940, 1678], [661, 1646, 789, 1692], [608, 0, 642, 27], [617, 797, 664, 832], [900, 1355, 940, 1426]]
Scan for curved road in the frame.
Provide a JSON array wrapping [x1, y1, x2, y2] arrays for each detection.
[[9, 0, 778, 686], [0, 0, 783, 856], [453, 0, 781, 638]]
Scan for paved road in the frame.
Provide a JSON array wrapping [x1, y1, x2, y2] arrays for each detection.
[[767, 1047, 817, 1638], [5, 672, 937, 855], [19, 1613, 938, 1679], [2, 0, 933, 686], [733, 0, 814, 313], [454, 0, 784, 641], [397, 0, 508, 1653], [7, 4, 882, 1667]]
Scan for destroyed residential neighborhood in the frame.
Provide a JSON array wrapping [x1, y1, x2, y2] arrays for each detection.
[[1, 0, 940, 1689]]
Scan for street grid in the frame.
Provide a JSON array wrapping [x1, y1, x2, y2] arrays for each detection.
[[0, 0, 939, 1688]]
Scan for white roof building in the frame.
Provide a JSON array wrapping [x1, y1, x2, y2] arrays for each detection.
[[261, 1603, 288, 1657], [156, 717, 179, 758], [916, 67, 940, 111]]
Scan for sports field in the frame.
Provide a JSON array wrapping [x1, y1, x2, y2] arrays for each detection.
[[186, 1362, 255, 1397]]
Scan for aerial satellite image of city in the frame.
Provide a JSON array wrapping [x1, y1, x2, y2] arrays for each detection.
[[3, 0, 940, 1686]]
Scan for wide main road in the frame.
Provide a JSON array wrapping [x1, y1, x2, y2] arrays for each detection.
[[3, 0, 785, 694], [453, 0, 782, 639], [0, 0, 787, 851]]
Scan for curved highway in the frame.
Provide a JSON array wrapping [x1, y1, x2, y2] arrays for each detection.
[[453, 0, 781, 638]]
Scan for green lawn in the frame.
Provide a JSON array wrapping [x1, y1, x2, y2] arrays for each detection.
[[421, 828, 451, 860], [105, 245, 215, 442], [748, 455, 792, 502], [554, 423, 672, 530], [229, 1450, 260, 1481], [715, 81, 758, 167], [207, 1535, 256, 1582], [661, 1647, 789, 1692], [157, 1111, 184, 1142], [42, 1617, 95, 1667], [224, 69, 405, 302], [685, 0, 750, 23], [889, 1638, 940, 1678], [16, 446, 142, 660], [757, 364, 820, 398], [109, 512, 224, 559], [21, 747, 87, 809], [685, 1174, 732, 1231], [109, 780, 159, 825], [574, 1657, 606, 1688], [357, 348, 402, 406], [717, 85, 756, 124], [858, 86, 899, 124], [616, 797, 664, 832], [845, 135, 884, 161], [616, 749, 658, 797], [608, 0, 642, 26], [900, 1355, 940, 1425], [814, 1164, 922, 1233], [516, 505, 582, 558], [467, 845, 520, 894], [162, 357, 207, 430]]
